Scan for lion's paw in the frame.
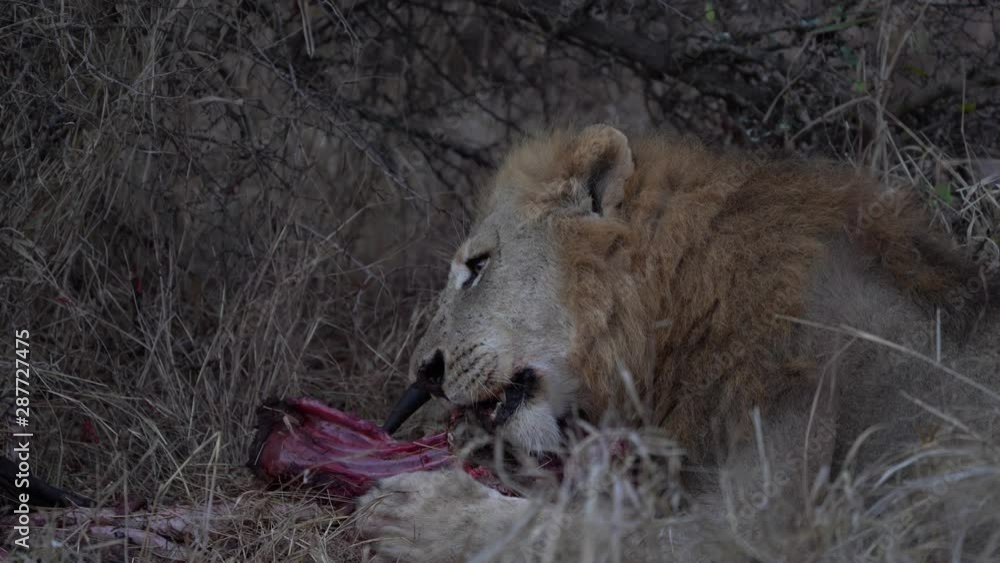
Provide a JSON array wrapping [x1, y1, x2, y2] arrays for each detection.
[[356, 469, 526, 562]]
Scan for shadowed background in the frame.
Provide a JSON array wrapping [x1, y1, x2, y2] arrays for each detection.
[[1, 0, 999, 560]]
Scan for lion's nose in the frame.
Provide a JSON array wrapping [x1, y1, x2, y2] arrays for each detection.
[[415, 349, 446, 398]]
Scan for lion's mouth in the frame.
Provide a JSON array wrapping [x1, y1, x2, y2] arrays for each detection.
[[381, 368, 541, 436], [468, 368, 539, 432]]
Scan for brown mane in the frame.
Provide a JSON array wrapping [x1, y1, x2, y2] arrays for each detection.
[[495, 130, 995, 461]]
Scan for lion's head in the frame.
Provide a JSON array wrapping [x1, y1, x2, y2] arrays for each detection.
[[398, 125, 643, 453], [379, 122, 1000, 473]]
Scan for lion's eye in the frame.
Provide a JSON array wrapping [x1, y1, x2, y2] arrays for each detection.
[[463, 253, 490, 287]]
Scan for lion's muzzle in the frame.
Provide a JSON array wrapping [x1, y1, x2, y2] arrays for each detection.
[[469, 368, 539, 432]]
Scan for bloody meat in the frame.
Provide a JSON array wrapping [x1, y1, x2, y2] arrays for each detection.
[[248, 397, 521, 501]]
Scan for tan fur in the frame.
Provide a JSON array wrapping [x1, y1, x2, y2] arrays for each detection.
[[642, 145, 971, 454], [359, 126, 1000, 561], [490, 128, 996, 462]]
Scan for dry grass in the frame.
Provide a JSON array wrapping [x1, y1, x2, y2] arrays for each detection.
[[0, 1, 440, 559], [1, 1, 999, 561], [462, 421, 1000, 562]]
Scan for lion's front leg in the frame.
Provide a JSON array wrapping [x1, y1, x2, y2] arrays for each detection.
[[356, 468, 531, 562]]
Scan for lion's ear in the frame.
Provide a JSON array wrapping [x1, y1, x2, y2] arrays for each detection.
[[566, 125, 634, 215]]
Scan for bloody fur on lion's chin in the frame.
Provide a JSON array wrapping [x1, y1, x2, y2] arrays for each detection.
[[461, 366, 568, 455], [466, 368, 541, 432]]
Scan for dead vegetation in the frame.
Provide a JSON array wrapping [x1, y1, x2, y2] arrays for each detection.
[[1, 0, 999, 561]]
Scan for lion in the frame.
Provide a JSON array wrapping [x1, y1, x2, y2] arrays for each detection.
[[355, 125, 1000, 562]]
